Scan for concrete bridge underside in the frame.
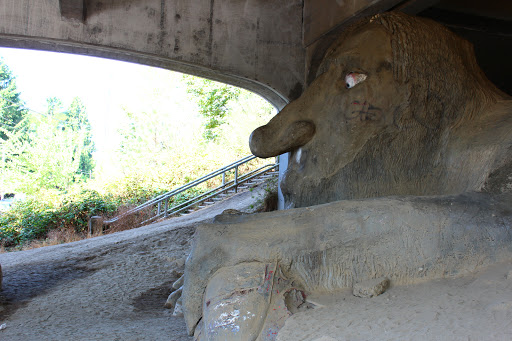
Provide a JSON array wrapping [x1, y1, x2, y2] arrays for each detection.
[[0, 0, 511, 109]]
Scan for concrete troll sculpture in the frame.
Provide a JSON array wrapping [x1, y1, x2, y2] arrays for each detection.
[[250, 12, 511, 209], [171, 12, 512, 340]]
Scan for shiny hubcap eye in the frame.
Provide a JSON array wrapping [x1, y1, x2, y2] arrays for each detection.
[[345, 72, 367, 89]]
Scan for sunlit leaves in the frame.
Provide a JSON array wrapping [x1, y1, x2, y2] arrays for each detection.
[[1, 96, 95, 194], [184, 76, 241, 141]]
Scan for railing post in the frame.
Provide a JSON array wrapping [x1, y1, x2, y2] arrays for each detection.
[[234, 166, 239, 192], [88, 216, 103, 236], [164, 197, 169, 217], [157, 201, 161, 216], [222, 171, 226, 186]]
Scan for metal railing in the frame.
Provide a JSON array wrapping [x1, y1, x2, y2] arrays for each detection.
[[104, 155, 279, 227]]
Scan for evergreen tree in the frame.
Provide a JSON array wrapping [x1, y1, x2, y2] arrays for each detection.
[[66, 97, 95, 179], [0, 59, 28, 140], [2, 96, 95, 193], [45, 97, 63, 117]]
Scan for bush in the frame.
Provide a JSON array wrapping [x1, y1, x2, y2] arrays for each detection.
[[0, 78, 276, 249], [59, 190, 118, 233], [0, 185, 210, 248], [0, 189, 118, 247]]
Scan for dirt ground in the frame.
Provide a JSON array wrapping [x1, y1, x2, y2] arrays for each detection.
[[1, 183, 512, 340], [277, 260, 512, 341], [0, 185, 268, 341]]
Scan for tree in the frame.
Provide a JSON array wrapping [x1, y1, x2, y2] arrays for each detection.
[[0, 59, 28, 141], [2, 97, 95, 194], [114, 104, 203, 188], [184, 76, 240, 141], [66, 97, 95, 179]]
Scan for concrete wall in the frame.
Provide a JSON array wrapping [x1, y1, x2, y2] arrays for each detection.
[[0, 0, 305, 109], [1, 1, 509, 104], [0, 0, 442, 107]]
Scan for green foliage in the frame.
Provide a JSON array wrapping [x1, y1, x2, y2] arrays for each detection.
[[96, 74, 275, 217], [0, 185, 207, 248], [215, 88, 274, 154], [184, 76, 241, 141], [58, 190, 117, 232], [0, 189, 118, 247], [1, 96, 95, 193], [0, 59, 28, 141], [0, 66, 276, 249], [66, 97, 95, 179], [45, 97, 63, 116]]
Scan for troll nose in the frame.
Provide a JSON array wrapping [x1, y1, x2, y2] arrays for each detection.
[[249, 120, 316, 158]]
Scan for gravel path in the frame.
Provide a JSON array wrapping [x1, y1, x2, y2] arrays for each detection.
[[0, 184, 268, 340]]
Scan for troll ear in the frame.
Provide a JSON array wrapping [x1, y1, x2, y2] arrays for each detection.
[[393, 84, 445, 131]]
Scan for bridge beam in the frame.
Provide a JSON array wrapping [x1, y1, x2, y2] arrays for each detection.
[[0, 1, 509, 107], [59, 0, 86, 22], [0, 0, 305, 109]]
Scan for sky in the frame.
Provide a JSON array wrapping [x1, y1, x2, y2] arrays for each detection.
[[0, 46, 198, 166]]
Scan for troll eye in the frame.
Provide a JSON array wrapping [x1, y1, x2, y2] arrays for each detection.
[[345, 72, 367, 89]]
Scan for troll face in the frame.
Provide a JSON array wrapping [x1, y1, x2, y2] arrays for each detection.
[[250, 13, 502, 208], [250, 24, 406, 207]]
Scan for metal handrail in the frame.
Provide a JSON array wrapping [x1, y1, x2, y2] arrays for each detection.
[[104, 155, 279, 227]]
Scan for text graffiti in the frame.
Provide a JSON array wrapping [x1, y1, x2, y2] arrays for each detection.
[[346, 101, 383, 121]]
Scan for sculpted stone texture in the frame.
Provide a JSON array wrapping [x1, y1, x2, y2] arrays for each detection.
[[178, 12, 512, 340], [250, 12, 511, 209], [352, 277, 390, 298]]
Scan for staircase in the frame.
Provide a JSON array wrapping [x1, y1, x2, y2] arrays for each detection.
[[104, 155, 279, 228]]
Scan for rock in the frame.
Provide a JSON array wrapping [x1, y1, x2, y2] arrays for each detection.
[[284, 289, 308, 314], [213, 209, 248, 223], [221, 209, 245, 215], [353, 277, 390, 298], [0, 263, 2, 290]]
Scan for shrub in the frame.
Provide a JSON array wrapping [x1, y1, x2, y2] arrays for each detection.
[[0, 189, 118, 247]]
